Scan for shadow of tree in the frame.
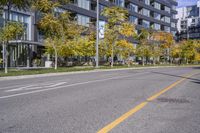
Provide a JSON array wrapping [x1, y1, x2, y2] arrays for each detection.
[[151, 71, 200, 83], [191, 81, 200, 85], [191, 67, 200, 69]]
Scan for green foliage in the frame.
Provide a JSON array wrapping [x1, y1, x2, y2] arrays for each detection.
[[136, 44, 152, 58], [0, 0, 32, 11], [137, 28, 149, 41], [0, 58, 3, 64], [170, 40, 200, 63], [38, 13, 61, 37], [180, 40, 197, 62], [101, 6, 128, 27], [32, 0, 69, 13], [0, 22, 24, 42]]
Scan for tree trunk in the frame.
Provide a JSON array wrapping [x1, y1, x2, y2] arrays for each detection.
[[111, 44, 114, 67], [142, 56, 145, 66], [4, 43, 8, 74], [128, 53, 130, 67], [55, 49, 58, 70], [170, 58, 173, 65], [153, 57, 156, 66], [186, 58, 189, 65], [169, 48, 172, 65], [52, 39, 58, 70]]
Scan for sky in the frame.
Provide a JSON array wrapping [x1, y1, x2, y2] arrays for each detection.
[[178, 0, 198, 7]]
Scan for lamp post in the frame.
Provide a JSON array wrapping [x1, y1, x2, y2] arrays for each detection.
[[95, 0, 99, 68]]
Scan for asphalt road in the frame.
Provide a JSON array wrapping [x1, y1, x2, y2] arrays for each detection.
[[0, 67, 200, 133]]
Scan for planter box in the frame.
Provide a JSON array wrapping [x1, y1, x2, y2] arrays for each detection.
[[45, 61, 53, 68]]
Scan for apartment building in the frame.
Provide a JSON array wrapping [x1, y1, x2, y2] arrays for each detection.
[[0, 0, 178, 67], [64, 0, 178, 35], [176, 0, 200, 40]]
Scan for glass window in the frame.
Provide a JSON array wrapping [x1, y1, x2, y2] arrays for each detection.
[[142, 8, 150, 17], [115, 0, 124, 7], [18, 15, 23, 22], [129, 3, 138, 12], [171, 22, 176, 28], [129, 16, 138, 24], [144, 0, 150, 5], [12, 13, 18, 21], [164, 26, 170, 32], [142, 20, 150, 28], [165, 6, 170, 13], [77, 14, 90, 27], [154, 13, 161, 20], [154, 23, 160, 30], [24, 16, 29, 23], [77, 0, 90, 10], [154, 2, 161, 10], [165, 16, 170, 23]]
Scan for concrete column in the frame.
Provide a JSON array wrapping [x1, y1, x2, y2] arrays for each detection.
[[27, 44, 30, 67]]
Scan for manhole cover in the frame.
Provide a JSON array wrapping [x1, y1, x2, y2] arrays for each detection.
[[157, 97, 190, 104]]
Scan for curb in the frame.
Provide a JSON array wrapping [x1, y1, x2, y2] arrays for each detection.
[[0, 65, 198, 81]]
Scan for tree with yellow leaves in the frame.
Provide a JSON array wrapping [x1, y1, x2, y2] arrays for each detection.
[[180, 40, 198, 64], [34, 0, 84, 69], [153, 31, 174, 64], [102, 6, 136, 67], [136, 28, 152, 66], [0, 22, 24, 73], [116, 39, 135, 66]]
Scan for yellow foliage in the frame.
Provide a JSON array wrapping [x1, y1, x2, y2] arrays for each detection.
[[116, 40, 135, 59], [119, 22, 136, 37]]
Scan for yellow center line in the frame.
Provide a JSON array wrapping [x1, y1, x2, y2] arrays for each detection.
[[97, 71, 198, 133]]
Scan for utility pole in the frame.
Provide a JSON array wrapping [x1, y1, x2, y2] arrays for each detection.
[[95, 0, 99, 68], [187, 21, 189, 40]]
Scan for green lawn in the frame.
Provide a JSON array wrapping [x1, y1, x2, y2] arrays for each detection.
[[0, 67, 95, 77], [0, 64, 199, 77]]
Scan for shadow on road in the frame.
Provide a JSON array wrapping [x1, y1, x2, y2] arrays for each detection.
[[151, 71, 200, 83], [192, 67, 200, 69], [191, 81, 200, 85]]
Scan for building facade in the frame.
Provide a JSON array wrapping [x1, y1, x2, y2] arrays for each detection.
[[0, 8, 44, 67], [65, 0, 177, 35], [1, 0, 178, 67], [176, 0, 200, 40]]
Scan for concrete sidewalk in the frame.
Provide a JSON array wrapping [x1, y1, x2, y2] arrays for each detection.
[[0, 65, 198, 81]]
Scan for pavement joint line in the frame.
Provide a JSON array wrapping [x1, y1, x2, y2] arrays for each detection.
[[0, 73, 147, 99], [97, 71, 198, 133]]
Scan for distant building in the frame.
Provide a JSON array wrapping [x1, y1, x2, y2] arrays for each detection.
[[176, 0, 200, 40]]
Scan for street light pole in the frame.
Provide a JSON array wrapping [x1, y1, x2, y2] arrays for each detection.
[[95, 0, 99, 68]]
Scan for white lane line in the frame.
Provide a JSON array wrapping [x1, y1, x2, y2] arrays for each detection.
[[24, 86, 43, 90], [0, 74, 136, 99], [0, 84, 27, 90], [46, 82, 67, 88], [5, 85, 35, 92], [5, 82, 67, 92], [0, 79, 70, 90]]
